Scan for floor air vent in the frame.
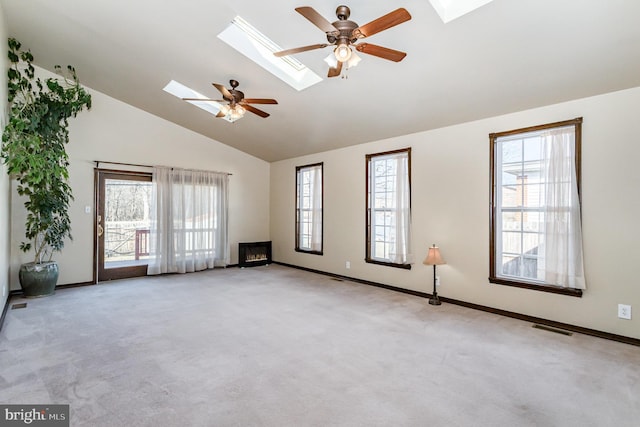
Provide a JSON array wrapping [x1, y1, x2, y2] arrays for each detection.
[[533, 324, 573, 336], [12, 303, 27, 310]]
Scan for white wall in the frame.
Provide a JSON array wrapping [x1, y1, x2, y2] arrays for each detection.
[[0, 4, 10, 310], [9, 66, 270, 289], [270, 86, 640, 340]]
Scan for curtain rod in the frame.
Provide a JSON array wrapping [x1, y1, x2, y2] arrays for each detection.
[[93, 160, 232, 176]]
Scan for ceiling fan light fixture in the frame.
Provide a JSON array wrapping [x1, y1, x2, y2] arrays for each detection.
[[325, 50, 361, 69], [334, 43, 352, 62], [229, 105, 246, 120], [324, 53, 338, 68], [347, 50, 361, 68], [219, 104, 231, 116]]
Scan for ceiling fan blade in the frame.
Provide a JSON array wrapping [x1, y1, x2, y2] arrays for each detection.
[[353, 8, 411, 39], [243, 104, 270, 118], [327, 61, 343, 78], [295, 6, 339, 34], [213, 83, 233, 99], [355, 43, 407, 62], [182, 98, 225, 102], [274, 44, 329, 57], [242, 98, 278, 105]]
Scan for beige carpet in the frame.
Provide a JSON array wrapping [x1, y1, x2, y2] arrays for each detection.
[[1, 264, 639, 426]]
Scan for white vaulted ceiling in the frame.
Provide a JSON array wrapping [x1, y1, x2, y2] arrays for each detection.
[[3, 0, 640, 162]]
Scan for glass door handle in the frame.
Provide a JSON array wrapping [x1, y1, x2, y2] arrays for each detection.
[[97, 224, 104, 237]]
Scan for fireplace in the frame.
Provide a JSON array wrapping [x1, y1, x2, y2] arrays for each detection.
[[238, 241, 272, 267]]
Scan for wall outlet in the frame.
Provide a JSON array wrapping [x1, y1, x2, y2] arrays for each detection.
[[436, 276, 441, 286], [85, 205, 91, 214], [345, 261, 350, 269], [618, 304, 632, 320]]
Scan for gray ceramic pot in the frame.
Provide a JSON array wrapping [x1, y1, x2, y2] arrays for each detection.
[[18, 261, 59, 297]]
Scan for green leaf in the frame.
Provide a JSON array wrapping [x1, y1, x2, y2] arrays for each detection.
[[2, 37, 91, 263]]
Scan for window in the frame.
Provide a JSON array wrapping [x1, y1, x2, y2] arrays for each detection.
[[490, 118, 584, 296], [148, 167, 229, 275], [295, 163, 323, 254], [366, 148, 412, 269]]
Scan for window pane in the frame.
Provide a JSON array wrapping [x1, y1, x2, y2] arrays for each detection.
[[523, 165, 543, 184], [385, 211, 394, 226], [522, 211, 544, 232], [501, 139, 522, 163], [502, 212, 521, 231], [501, 255, 519, 276], [386, 192, 395, 208], [386, 176, 394, 191], [522, 257, 540, 280], [502, 232, 521, 254], [522, 232, 540, 255], [375, 225, 388, 241], [522, 184, 543, 208], [374, 241, 386, 258], [104, 178, 153, 267], [523, 137, 542, 161], [501, 170, 517, 185], [501, 185, 521, 208]]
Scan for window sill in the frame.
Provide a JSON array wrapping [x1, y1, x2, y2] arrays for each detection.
[[489, 276, 582, 297], [295, 248, 323, 256], [365, 259, 412, 270]]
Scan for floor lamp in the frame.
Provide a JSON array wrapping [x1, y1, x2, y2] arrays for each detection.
[[423, 244, 446, 306]]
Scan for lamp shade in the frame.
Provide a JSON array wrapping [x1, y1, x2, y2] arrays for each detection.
[[347, 50, 361, 68], [423, 244, 446, 266], [334, 43, 352, 62], [324, 53, 338, 68]]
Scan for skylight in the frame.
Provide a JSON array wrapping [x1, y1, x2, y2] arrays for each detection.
[[217, 16, 322, 91], [429, 0, 494, 23], [163, 80, 239, 123]]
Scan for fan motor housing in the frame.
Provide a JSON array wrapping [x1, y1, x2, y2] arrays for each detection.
[[229, 90, 244, 103], [328, 20, 358, 44]]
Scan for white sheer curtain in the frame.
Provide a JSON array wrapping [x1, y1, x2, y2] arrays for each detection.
[[310, 165, 323, 252], [148, 167, 229, 275], [390, 152, 413, 264], [541, 127, 585, 289]]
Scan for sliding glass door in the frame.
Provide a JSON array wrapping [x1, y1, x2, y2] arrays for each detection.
[[96, 170, 153, 281]]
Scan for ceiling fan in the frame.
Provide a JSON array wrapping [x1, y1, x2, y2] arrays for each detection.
[[182, 80, 278, 120], [274, 5, 411, 77]]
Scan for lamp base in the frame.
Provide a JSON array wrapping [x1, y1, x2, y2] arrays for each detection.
[[428, 264, 442, 306]]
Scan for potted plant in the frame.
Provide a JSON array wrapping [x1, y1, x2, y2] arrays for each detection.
[[1, 38, 91, 297]]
